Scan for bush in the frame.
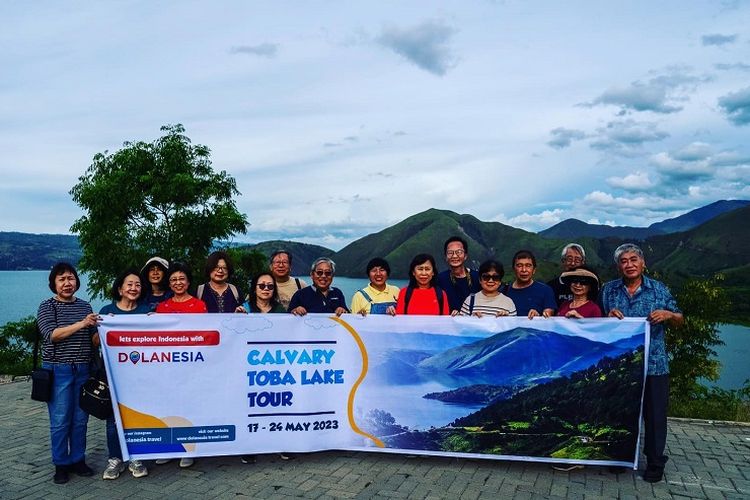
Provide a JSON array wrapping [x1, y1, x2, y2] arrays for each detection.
[[0, 316, 37, 376]]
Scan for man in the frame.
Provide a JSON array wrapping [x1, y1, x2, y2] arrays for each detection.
[[269, 250, 308, 311], [548, 243, 586, 307], [504, 250, 556, 319], [600, 243, 683, 483], [350, 258, 400, 315], [288, 257, 348, 316], [436, 236, 480, 314]]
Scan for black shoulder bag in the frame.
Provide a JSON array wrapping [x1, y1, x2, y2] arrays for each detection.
[[30, 320, 54, 402], [80, 349, 113, 420]]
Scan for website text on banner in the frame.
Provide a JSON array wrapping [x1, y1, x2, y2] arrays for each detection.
[[99, 314, 649, 468]]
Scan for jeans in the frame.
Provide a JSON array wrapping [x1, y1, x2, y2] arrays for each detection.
[[106, 415, 122, 460], [44, 362, 90, 466]]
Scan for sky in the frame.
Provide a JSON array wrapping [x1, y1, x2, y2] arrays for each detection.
[[2, 1, 749, 250]]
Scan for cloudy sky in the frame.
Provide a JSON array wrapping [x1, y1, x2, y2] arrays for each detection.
[[2, 1, 749, 249]]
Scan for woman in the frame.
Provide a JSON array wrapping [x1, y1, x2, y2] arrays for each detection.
[[459, 260, 517, 317], [350, 257, 399, 316], [36, 262, 99, 484], [99, 269, 150, 480], [556, 265, 602, 318], [236, 272, 285, 313], [155, 262, 208, 314], [197, 251, 241, 313], [395, 254, 449, 315], [139, 256, 171, 311]]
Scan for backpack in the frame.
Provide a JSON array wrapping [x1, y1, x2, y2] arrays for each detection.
[[403, 286, 445, 315]]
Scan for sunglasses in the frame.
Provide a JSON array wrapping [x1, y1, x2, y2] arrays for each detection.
[[314, 270, 333, 277], [256, 283, 275, 290], [480, 273, 502, 282], [569, 279, 592, 285]]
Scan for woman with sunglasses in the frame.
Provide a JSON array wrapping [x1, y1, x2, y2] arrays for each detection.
[[556, 265, 602, 318], [236, 272, 285, 313], [459, 260, 517, 317]]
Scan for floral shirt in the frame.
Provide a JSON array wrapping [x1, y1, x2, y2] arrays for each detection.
[[599, 275, 680, 376]]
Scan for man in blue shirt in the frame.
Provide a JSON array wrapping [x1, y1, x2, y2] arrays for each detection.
[[437, 236, 480, 314], [600, 243, 683, 483], [288, 257, 348, 316], [504, 249, 556, 319]]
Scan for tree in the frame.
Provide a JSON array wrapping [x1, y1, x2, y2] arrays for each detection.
[[0, 316, 36, 376], [225, 246, 269, 301], [70, 124, 248, 299]]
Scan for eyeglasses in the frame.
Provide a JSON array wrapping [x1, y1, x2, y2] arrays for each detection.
[[569, 279, 590, 286], [257, 283, 275, 290], [564, 257, 584, 264], [446, 249, 465, 257], [480, 273, 502, 282], [272, 260, 289, 266], [169, 277, 187, 283], [214, 266, 228, 272], [314, 270, 333, 277]]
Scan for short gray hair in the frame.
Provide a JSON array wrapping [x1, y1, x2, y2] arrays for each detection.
[[561, 243, 586, 261], [310, 257, 336, 274], [613, 243, 644, 264]]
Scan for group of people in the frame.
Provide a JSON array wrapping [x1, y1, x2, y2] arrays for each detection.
[[36, 237, 683, 485]]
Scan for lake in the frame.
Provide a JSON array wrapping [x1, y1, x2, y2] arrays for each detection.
[[2, 270, 747, 390]]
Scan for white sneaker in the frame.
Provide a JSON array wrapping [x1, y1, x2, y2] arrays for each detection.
[[179, 458, 194, 468], [129, 459, 148, 478], [154, 458, 171, 465], [102, 457, 126, 480]]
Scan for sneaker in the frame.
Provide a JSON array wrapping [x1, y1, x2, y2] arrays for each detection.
[[102, 457, 126, 480], [154, 458, 171, 465], [179, 458, 194, 468], [53, 466, 69, 484], [129, 459, 148, 478], [70, 460, 95, 477], [240, 455, 256, 464]]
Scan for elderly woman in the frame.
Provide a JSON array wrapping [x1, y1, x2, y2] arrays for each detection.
[[197, 251, 241, 313], [556, 265, 602, 318], [155, 262, 207, 314], [288, 258, 348, 316], [350, 258, 399, 316], [99, 269, 150, 480], [36, 262, 99, 484], [459, 260, 516, 317], [139, 256, 171, 311], [395, 254, 450, 315], [236, 272, 285, 313], [600, 243, 683, 483]]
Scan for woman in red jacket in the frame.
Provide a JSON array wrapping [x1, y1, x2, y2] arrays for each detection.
[[395, 254, 450, 315]]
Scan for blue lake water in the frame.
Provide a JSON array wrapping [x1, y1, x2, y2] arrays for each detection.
[[1, 270, 747, 390]]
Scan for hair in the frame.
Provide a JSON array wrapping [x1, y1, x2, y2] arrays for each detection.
[[562, 265, 600, 300], [407, 253, 438, 288], [366, 257, 390, 276], [443, 236, 468, 254], [270, 250, 292, 265], [613, 243, 644, 264], [560, 243, 586, 261], [205, 250, 234, 279], [478, 259, 504, 280], [167, 262, 193, 284], [140, 257, 169, 293], [310, 257, 336, 274], [512, 249, 537, 267], [47, 262, 81, 293], [111, 267, 143, 301], [247, 272, 281, 312]]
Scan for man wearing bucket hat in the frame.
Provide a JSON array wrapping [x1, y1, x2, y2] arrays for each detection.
[[556, 265, 602, 318], [139, 256, 172, 311]]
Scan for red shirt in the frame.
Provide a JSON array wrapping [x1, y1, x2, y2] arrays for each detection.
[[395, 287, 450, 315], [155, 296, 208, 314], [557, 300, 602, 318]]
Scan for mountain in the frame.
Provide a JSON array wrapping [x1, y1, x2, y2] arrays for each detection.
[[237, 240, 335, 276], [0, 232, 81, 270], [538, 199, 749, 240]]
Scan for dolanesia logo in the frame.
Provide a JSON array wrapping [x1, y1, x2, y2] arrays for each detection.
[[118, 351, 205, 364]]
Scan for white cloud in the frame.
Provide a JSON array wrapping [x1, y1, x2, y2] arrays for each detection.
[[606, 172, 654, 191], [496, 209, 565, 232]]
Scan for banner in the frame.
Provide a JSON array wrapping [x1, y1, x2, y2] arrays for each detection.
[[99, 314, 649, 468]]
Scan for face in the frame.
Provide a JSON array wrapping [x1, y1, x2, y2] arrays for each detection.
[[169, 271, 189, 295], [148, 265, 164, 285], [513, 258, 535, 284], [562, 249, 584, 271], [312, 262, 333, 290], [569, 280, 590, 298], [445, 241, 467, 269], [119, 274, 142, 302], [54, 271, 78, 300], [210, 259, 229, 284], [255, 274, 275, 301], [412, 260, 434, 288], [368, 266, 388, 288], [618, 251, 645, 281], [480, 269, 502, 293], [270, 253, 291, 279]]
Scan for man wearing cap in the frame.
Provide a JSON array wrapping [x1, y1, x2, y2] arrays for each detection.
[[269, 250, 308, 311], [289, 257, 348, 316], [600, 243, 683, 483], [437, 236, 481, 314], [139, 256, 172, 311], [548, 243, 587, 307], [350, 258, 400, 315]]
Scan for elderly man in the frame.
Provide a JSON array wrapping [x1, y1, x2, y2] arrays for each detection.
[[288, 257, 348, 316], [269, 250, 307, 311], [600, 243, 683, 483], [548, 243, 587, 307], [504, 249, 556, 319], [437, 236, 481, 314]]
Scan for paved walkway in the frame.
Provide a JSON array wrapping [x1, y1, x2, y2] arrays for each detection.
[[1, 379, 748, 499]]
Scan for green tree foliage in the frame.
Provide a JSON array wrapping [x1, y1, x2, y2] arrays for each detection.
[[70, 124, 248, 299], [0, 316, 36, 376], [225, 247, 268, 300]]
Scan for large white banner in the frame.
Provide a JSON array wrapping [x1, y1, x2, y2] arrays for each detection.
[[99, 314, 649, 467]]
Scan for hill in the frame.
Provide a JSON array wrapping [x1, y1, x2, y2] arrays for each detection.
[[0, 232, 81, 270]]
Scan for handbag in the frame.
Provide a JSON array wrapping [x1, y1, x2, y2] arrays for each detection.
[[79, 355, 113, 420], [30, 321, 54, 402]]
